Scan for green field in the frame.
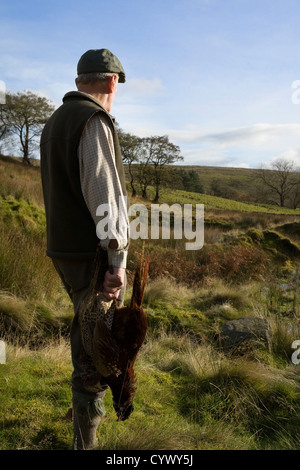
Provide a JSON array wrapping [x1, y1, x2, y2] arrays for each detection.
[[148, 185, 300, 214]]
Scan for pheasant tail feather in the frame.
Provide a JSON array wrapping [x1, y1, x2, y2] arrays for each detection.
[[130, 243, 149, 309]]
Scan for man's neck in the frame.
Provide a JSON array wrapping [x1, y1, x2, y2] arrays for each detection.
[[77, 87, 112, 113]]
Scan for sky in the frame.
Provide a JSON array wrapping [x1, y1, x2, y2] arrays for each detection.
[[1, 0, 300, 169]]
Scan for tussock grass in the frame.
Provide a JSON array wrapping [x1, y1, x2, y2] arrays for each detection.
[[140, 331, 300, 449], [0, 290, 73, 345], [0, 156, 44, 206], [0, 218, 65, 303], [143, 277, 191, 307], [98, 413, 197, 451], [268, 317, 300, 362]]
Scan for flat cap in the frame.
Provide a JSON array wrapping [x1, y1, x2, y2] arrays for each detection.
[[77, 48, 126, 83]]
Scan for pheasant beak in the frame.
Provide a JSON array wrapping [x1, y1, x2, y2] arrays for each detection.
[[114, 402, 134, 421]]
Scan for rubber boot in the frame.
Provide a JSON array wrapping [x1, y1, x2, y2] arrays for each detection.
[[72, 392, 106, 450]]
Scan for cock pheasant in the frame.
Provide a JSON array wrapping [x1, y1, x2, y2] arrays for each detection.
[[78, 245, 149, 421]]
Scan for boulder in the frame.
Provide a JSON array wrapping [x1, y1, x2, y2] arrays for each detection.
[[220, 316, 271, 352]]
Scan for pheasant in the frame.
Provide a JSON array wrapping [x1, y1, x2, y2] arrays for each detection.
[[78, 245, 149, 421]]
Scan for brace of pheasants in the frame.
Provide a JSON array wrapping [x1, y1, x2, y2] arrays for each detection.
[[78, 244, 149, 421]]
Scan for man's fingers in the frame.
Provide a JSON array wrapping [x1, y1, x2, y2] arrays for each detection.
[[102, 287, 121, 300], [102, 270, 123, 300], [104, 270, 124, 288]]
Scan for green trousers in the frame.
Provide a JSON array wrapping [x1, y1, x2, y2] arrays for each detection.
[[52, 256, 125, 449]]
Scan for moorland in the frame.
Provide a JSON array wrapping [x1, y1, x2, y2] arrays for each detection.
[[0, 155, 300, 450]]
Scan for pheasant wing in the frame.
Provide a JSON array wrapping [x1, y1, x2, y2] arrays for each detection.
[[92, 317, 122, 377]]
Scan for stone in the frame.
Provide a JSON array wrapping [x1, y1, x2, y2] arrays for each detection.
[[220, 316, 271, 352]]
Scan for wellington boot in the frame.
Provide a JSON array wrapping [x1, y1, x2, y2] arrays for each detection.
[[72, 411, 101, 450], [72, 392, 106, 450]]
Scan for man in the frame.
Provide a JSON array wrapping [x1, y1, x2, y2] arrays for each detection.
[[40, 49, 129, 449]]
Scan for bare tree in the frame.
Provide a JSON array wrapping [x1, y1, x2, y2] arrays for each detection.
[[118, 129, 141, 197], [258, 158, 299, 207], [117, 130, 183, 201], [0, 90, 55, 164], [137, 142, 154, 199], [288, 170, 300, 209], [0, 105, 10, 154], [0, 111, 7, 140]]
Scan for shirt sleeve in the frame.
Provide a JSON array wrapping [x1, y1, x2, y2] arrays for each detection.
[[78, 112, 129, 269]]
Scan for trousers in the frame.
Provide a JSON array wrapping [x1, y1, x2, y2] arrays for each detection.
[[52, 256, 126, 449], [52, 255, 126, 393]]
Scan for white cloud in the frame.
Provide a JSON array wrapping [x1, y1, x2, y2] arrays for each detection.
[[1, 53, 74, 98], [203, 123, 300, 146], [114, 77, 165, 128], [268, 148, 300, 169], [117, 78, 164, 102], [165, 123, 300, 147], [126, 77, 164, 95], [116, 118, 300, 168], [225, 162, 250, 169], [181, 146, 229, 166], [120, 122, 300, 148]]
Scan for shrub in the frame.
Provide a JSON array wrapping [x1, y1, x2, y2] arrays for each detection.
[[197, 244, 270, 283]]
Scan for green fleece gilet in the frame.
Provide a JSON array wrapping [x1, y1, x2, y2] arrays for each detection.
[[40, 91, 127, 259]]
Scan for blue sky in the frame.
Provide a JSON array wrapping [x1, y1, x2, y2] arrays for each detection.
[[1, 0, 300, 168]]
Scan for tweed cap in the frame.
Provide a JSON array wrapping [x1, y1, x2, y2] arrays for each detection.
[[77, 49, 126, 83]]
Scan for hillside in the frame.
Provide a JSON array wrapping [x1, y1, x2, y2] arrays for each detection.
[[0, 154, 300, 450], [6, 154, 296, 208], [174, 164, 263, 201]]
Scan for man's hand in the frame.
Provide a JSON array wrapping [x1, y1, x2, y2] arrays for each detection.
[[102, 267, 125, 300]]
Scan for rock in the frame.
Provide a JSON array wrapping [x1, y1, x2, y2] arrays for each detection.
[[278, 283, 290, 291], [220, 316, 271, 352]]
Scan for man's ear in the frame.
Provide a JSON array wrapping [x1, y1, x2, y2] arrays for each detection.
[[108, 74, 118, 93]]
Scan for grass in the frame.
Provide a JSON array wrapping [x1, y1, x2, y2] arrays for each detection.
[[0, 339, 73, 450], [0, 155, 44, 205], [0, 155, 300, 450], [0, 291, 73, 346], [141, 185, 300, 215], [1, 331, 300, 450], [0, 221, 64, 302]]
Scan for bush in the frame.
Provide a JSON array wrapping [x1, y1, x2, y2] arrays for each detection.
[[197, 244, 270, 283]]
